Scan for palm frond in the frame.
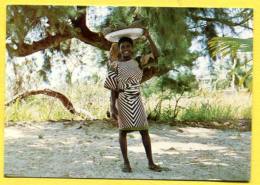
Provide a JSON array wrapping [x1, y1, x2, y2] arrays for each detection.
[[208, 37, 252, 58]]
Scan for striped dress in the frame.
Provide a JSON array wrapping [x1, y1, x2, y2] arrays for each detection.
[[104, 59, 148, 130]]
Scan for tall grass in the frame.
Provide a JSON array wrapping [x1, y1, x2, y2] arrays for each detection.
[[5, 84, 251, 123], [241, 106, 251, 119], [144, 90, 252, 122], [179, 103, 238, 122], [5, 83, 110, 122], [6, 96, 76, 122]]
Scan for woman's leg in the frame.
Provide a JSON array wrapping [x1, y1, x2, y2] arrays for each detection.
[[119, 130, 132, 172], [139, 130, 162, 172]]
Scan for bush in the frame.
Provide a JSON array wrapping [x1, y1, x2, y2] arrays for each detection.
[[179, 103, 238, 122]]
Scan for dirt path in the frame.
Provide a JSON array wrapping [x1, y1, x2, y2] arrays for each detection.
[[4, 121, 250, 181]]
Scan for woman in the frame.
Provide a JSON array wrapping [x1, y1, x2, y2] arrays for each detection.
[[105, 29, 162, 172]]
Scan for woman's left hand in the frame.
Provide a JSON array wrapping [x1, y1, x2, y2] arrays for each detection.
[[143, 28, 150, 38]]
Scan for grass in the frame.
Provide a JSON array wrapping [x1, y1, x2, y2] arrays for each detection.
[[5, 83, 110, 122], [6, 96, 75, 122], [145, 90, 252, 122], [179, 103, 238, 122], [5, 84, 252, 123], [240, 106, 251, 120]]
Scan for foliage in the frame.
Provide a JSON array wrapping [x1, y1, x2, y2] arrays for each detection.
[[208, 37, 253, 91], [179, 103, 237, 122], [143, 90, 251, 122], [241, 106, 251, 120], [104, 7, 253, 94], [6, 6, 253, 93], [214, 79, 230, 90], [5, 83, 110, 122], [106, 7, 196, 70], [6, 6, 82, 46], [5, 6, 253, 124], [208, 37, 253, 58], [179, 103, 251, 122], [145, 92, 187, 122], [6, 96, 74, 122], [187, 8, 253, 60], [5, 82, 251, 123]]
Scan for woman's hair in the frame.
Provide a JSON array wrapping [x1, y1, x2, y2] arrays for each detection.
[[118, 37, 133, 47]]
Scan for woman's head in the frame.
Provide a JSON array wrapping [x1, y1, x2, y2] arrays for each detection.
[[118, 37, 134, 60]]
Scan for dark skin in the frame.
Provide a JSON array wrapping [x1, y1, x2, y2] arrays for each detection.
[[110, 30, 162, 172]]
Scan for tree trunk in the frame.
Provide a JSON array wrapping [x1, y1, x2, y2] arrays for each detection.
[[231, 56, 237, 91], [12, 62, 23, 96], [5, 89, 77, 114]]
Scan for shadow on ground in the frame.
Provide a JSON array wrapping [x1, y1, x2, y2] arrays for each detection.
[[4, 120, 251, 181]]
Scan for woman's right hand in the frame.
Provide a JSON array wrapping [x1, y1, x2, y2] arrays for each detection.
[[109, 43, 119, 61], [111, 106, 118, 120]]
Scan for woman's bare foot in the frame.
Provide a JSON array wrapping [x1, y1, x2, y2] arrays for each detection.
[[122, 163, 132, 173], [149, 164, 162, 172], [149, 164, 171, 172]]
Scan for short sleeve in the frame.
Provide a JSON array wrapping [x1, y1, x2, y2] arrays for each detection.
[[104, 70, 118, 90]]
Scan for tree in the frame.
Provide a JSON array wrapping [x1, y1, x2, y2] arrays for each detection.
[[6, 6, 253, 121], [208, 37, 253, 91], [6, 6, 253, 83], [6, 6, 111, 56]]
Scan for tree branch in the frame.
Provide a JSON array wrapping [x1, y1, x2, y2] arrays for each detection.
[[7, 12, 112, 57], [6, 9, 168, 82], [190, 14, 253, 30], [141, 64, 172, 83], [72, 13, 112, 50], [5, 88, 77, 114], [6, 33, 73, 57]]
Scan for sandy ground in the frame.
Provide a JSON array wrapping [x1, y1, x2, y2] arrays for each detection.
[[4, 121, 250, 181]]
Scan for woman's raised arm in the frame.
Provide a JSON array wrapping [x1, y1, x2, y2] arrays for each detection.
[[143, 28, 160, 58]]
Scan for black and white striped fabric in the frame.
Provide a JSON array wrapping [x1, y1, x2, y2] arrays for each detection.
[[105, 59, 148, 130], [104, 70, 118, 91]]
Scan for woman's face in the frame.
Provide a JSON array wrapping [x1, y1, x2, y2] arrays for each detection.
[[119, 41, 133, 60]]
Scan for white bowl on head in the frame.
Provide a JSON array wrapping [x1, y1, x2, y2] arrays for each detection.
[[105, 28, 144, 42]]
